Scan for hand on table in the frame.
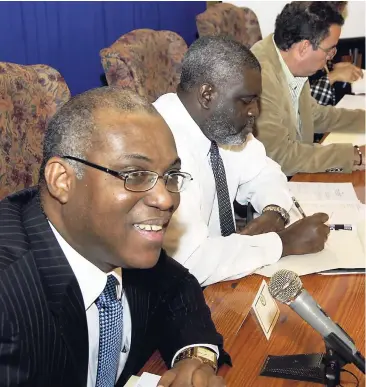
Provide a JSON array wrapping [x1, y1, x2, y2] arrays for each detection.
[[353, 145, 365, 171], [158, 359, 225, 387], [328, 62, 363, 85], [238, 211, 285, 236], [278, 213, 330, 257]]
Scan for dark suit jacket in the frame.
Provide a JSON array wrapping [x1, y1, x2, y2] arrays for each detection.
[[0, 188, 227, 387]]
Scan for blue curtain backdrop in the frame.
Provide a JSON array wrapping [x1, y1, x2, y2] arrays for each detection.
[[0, 1, 206, 95]]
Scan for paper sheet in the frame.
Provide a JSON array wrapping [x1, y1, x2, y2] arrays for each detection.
[[322, 94, 365, 145], [256, 225, 365, 277], [288, 182, 360, 203], [351, 70, 366, 95], [255, 182, 365, 277], [322, 131, 365, 146], [334, 94, 365, 110], [124, 373, 161, 387], [124, 376, 140, 387], [136, 372, 161, 387]]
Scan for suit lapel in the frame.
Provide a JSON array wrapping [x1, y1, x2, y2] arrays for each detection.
[[21, 190, 89, 386]]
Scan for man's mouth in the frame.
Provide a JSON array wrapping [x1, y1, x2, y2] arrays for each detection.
[[132, 219, 170, 243], [134, 224, 163, 232]]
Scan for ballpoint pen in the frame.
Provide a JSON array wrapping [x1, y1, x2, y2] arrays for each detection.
[[292, 196, 307, 218]]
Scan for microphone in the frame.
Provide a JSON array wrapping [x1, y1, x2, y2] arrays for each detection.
[[268, 269, 365, 374]]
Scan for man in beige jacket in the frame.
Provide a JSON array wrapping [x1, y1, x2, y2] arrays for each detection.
[[251, 1, 365, 176]]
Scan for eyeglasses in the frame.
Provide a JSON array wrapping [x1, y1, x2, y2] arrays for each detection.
[[62, 155, 193, 193], [317, 45, 337, 59]]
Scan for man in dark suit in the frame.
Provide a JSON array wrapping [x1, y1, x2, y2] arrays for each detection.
[[0, 87, 228, 387]]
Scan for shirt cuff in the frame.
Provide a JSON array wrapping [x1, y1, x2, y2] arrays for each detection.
[[171, 344, 219, 367]]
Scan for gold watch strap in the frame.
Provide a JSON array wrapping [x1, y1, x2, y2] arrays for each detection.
[[174, 347, 218, 372]]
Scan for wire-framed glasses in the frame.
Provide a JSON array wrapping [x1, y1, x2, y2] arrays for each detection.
[[317, 45, 337, 59], [62, 155, 193, 193]]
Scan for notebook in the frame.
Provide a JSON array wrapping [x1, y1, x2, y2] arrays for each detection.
[[255, 182, 365, 277]]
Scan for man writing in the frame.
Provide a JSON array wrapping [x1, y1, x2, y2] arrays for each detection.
[[251, 1, 365, 176], [0, 87, 227, 387], [154, 36, 330, 287]]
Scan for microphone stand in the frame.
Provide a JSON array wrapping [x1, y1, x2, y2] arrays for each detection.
[[260, 334, 365, 386]]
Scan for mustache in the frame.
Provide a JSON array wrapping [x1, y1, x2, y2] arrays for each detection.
[[245, 117, 255, 129]]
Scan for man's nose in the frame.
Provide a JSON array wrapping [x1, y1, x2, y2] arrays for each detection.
[[143, 179, 177, 211], [248, 101, 259, 118]]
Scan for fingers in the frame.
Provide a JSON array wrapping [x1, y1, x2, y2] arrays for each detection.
[[158, 369, 178, 387], [208, 374, 226, 387], [309, 212, 329, 223], [192, 367, 210, 387]]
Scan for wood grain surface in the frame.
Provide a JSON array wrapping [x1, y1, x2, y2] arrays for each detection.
[[140, 171, 365, 386]]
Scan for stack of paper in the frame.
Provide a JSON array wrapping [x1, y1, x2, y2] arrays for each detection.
[[351, 69, 366, 95], [124, 373, 161, 387], [321, 94, 365, 146], [256, 182, 365, 277]]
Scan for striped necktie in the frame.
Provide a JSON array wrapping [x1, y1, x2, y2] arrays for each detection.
[[95, 275, 123, 387], [210, 141, 236, 236]]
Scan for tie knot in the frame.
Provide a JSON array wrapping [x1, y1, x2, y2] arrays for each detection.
[[100, 275, 118, 303], [210, 141, 219, 153]]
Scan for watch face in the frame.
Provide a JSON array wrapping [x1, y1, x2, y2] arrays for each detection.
[[196, 347, 216, 362]]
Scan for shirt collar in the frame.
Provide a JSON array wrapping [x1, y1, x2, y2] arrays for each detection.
[[272, 35, 308, 90], [171, 93, 212, 156], [48, 221, 122, 311]]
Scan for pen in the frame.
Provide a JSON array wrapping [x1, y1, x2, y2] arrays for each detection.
[[329, 224, 353, 231], [291, 196, 307, 218]]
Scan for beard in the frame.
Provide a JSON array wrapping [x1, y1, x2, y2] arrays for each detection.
[[201, 108, 255, 146]]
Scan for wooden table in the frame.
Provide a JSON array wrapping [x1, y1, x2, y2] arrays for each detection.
[[141, 171, 365, 386]]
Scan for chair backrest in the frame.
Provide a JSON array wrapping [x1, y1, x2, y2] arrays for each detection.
[[0, 62, 71, 199], [100, 29, 188, 103], [196, 3, 262, 48]]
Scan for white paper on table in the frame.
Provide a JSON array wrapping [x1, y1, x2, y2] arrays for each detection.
[[288, 182, 360, 204], [257, 183, 365, 277], [351, 70, 366, 95], [255, 223, 365, 277], [335, 94, 365, 110], [322, 131, 365, 146], [124, 375, 140, 387], [135, 372, 161, 387], [289, 202, 365, 225]]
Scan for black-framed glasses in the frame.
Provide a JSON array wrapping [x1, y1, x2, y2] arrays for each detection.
[[62, 155, 192, 193], [318, 45, 337, 59]]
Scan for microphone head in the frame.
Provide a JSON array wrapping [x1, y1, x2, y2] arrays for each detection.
[[268, 269, 303, 303]]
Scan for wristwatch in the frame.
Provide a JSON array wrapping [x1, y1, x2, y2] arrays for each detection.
[[174, 347, 218, 372], [262, 205, 290, 226]]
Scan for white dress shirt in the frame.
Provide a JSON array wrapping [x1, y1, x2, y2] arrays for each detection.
[[49, 222, 218, 386], [153, 93, 293, 286]]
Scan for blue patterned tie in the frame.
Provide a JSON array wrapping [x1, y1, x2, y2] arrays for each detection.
[[95, 275, 123, 387], [210, 141, 236, 237]]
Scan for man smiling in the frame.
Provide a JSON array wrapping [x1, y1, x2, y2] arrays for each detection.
[[0, 87, 227, 387]]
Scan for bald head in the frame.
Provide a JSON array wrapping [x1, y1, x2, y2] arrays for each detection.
[[39, 87, 159, 181]]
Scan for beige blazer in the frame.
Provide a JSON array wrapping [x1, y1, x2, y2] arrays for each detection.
[[251, 34, 365, 176]]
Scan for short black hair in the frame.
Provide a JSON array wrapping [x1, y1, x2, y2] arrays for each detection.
[[274, 1, 344, 51], [39, 86, 157, 183], [179, 35, 261, 92]]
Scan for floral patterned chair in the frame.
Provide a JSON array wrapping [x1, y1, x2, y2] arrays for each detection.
[[0, 62, 70, 199], [100, 29, 188, 103], [196, 3, 262, 49]]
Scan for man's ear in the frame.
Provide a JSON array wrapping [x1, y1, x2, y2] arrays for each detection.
[[44, 157, 76, 204], [197, 84, 216, 110], [297, 40, 312, 58]]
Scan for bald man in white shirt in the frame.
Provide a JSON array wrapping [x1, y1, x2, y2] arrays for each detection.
[[154, 36, 330, 286]]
